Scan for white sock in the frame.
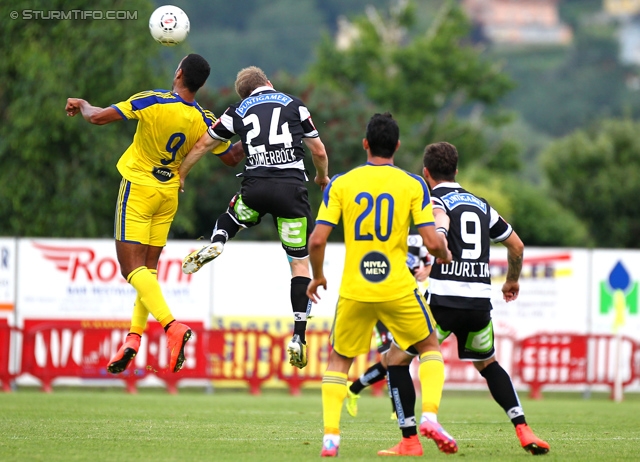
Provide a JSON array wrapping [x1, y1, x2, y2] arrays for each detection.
[[421, 412, 438, 424], [323, 434, 340, 447]]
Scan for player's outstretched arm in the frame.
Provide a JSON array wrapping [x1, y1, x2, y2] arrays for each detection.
[[307, 223, 332, 303], [65, 98, 121, 125], [178, 131, 223, 191], [501, 230, 524, 302], [303, 137, 329, 191]]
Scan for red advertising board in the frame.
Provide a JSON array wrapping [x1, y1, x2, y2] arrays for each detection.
[[20, 319, 206, 393], [0, 318, 11, 391], [517, 333, 639, 398]]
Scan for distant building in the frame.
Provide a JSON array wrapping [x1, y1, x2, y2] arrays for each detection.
[[602, 1, 640, 66], [462, 0, 573, 45], [604, 0, 640, 17]]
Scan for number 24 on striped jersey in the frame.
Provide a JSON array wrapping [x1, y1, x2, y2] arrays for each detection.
[[242, 107, 292, 155]]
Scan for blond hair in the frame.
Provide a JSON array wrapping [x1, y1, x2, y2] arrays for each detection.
[[235, 66, 269, 99]]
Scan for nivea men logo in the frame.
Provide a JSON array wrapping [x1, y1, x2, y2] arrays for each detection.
[[441, 191, 486, 213], [235, 92, 292, 117], [152, 166, 174, 182], [360, 251, 390, 282]]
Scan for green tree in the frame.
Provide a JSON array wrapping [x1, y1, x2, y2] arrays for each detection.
[[458, 169, 591, 248], [541, 119, 640, 248], [308, 0, 516, 172], [0, 0, 173, 237]]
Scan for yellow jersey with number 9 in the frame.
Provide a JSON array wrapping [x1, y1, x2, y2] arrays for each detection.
[[316, 163, 436, 302], [111, 90, 231, 188]]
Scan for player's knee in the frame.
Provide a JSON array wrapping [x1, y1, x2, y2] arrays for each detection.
[[474, 357, 496, 373]]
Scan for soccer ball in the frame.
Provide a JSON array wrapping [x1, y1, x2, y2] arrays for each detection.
[[149, 5, 190, 46]]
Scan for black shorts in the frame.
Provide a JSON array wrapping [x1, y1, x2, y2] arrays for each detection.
[[430, 305, 495, 361], [226, 176, 314, 259]]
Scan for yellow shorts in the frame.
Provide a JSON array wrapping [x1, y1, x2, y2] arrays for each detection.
[[114, 178, 178, 246], [330, 289, 436, 358]]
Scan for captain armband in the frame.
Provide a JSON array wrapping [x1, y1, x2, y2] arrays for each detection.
[[436, 227, 448, 237]]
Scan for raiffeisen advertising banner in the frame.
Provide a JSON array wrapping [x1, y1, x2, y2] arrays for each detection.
[[488, 247, 590, 338], [16, 239, 212, 326], [0, 238, 16, 322]]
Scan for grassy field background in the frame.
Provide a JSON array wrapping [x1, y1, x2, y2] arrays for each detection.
[[0, 387, 638, 461]]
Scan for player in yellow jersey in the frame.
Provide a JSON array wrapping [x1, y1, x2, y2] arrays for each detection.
[[65, 54, 244, 374], [307, 113, 457, 457]]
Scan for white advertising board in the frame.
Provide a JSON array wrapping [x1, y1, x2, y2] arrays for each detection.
[[16, 239, 212, 326], [0, 238, 16, 322], [589, 249, 640, 336], [489, 247, 590, 338], [208, 241, 345, 318]]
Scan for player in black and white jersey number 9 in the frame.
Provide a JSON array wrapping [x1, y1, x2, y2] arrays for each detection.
[[178, 66, 330, 369], [423, 141, 550, 456]]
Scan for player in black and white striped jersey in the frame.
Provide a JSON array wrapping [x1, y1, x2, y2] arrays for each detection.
[[178, 66, 330, 370], [423, 141, 549, 456]]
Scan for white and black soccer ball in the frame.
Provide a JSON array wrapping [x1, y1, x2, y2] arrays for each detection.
[[149, 5, 190, 46]]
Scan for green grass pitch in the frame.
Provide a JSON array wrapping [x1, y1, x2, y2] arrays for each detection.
[[0, 388, 638, 461]]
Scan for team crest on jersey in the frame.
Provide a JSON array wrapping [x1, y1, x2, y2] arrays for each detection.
[[441, 191, 487, 213], [235, 92, 292, 117], [360, 251, 390, 282]]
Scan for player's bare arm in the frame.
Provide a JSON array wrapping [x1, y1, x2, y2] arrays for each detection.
[[178, 131, 223, 186], [65, 98, 122, 125], [306, 223, 332, 302], [501, 230, 524, 302], [433, 207, 451, 251], [419, 225, 452, 264], [303, 137, 330, 191]]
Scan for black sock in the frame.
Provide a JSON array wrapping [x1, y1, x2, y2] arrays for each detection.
[[350, 362, 387, 394], [163, 320, 174, 332], [211, 213, 240, 243], [387, 365, 417, 438], [290, 276, 311, 342], [480, 361, 526, 426]]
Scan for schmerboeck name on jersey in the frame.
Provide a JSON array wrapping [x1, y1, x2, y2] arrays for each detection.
[[246, 148, 296, 167], [360, 251, 390, 283]]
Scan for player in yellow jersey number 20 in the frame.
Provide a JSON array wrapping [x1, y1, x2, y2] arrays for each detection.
[[307, 113, 457, 457]]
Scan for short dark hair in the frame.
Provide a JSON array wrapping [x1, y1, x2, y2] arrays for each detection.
[[366, 112, 399, 158], [423, 142, 458, 181], [180, 54, 210, 93]]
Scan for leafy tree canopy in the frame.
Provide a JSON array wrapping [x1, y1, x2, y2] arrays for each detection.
[[0, 0, 167, 237], [541, 118, 640, 248], [307, 0, 519, 176]]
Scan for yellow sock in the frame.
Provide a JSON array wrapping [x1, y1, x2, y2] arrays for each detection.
[[322, 371, 348, 434], [129, 269, 156, 335], [418, 350, 445, 414], [127, 266, 174, 328]]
